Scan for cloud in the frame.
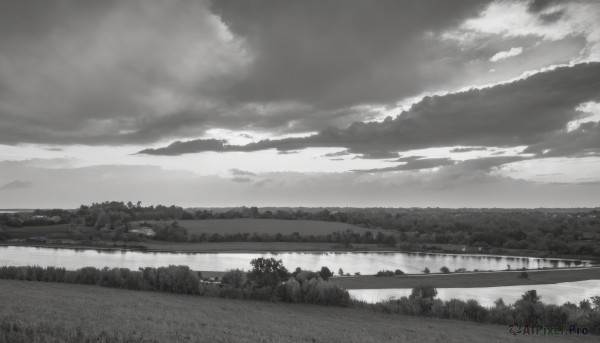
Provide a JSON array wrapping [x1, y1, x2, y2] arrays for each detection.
[[450, 147, 488, 153], [490, 47, 523, 62], [230, 168, 256, 176], [354, 158, 456, 173], [140, 63, 600, 159], [231, 177, 252, 183], [2, 0, 595, 148], [0, 0, 248, 146], [1, 158, 599, 208], [209, 0, 492, 108], [524, 121, 600, 157], [0, 180, 32, 190]]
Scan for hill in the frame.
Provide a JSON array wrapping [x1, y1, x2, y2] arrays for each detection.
[[1, 279, 594, 342]]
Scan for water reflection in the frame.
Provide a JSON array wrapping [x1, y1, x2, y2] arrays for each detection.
[[348, 280, 600, 306], [0, 246, 591, 275]]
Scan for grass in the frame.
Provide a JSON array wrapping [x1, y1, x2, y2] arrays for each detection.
[[142, 241, 384, 253], [3, 224, 76, 239], [142, 218, 374, 235], [1, 279, 593, 343], [331, 267, 600, 289]]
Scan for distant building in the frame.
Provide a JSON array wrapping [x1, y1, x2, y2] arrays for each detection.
[[130, 227, 155, 238]]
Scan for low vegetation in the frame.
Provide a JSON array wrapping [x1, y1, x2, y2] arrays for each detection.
[[355, 286, 600, 334], [0, 259, 350, 307]]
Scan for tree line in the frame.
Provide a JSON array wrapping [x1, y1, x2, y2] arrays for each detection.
[[2, 203, 599, 256]]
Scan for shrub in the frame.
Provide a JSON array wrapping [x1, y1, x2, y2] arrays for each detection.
[[423, 267, 430, 274], [319, 266, 333, 281], [409, 285, 437, 300], [440, 266, 450, 274], [222, 269, 246, 288]]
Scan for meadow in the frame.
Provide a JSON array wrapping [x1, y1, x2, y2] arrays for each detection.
[[143, 218, 373, 235], [2, 224, 74, 240], [1, 279, 594, 343], [331, 267, 600, 289]]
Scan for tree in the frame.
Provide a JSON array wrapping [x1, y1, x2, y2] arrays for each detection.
[[521, 290, 541, 304], [440, 266, 450, 274], [410, 285, 438, 299], [338, 268, 344, 276], [423, 267, 430, 274], [319, 266, 333, 281], [248, 258, 289, 288], [222, 269, 245, 288]]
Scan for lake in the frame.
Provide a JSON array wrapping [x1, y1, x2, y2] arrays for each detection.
[[348, 280, 600, 306], [0, 246, 590, 275]]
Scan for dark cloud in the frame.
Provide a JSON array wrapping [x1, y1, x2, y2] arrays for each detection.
[[1, 0, 591, 148], [0, 0, 246, 146], [231, 177, 252, 183], [209, 0, 491, 108], [354, 158, 456, 173], [527, 0, 561, 13], [538, 10, 565, 23], [230, 169, 256, 176], [524, 122, 600, 157], [0, 180, 32, 190], [140, 63, 600, 159], [138, 139, 227, 155], [450, 147, 488, 153], [322, 150, 350, 158]]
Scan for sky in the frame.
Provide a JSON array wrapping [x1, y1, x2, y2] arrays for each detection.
[[1, 0, 600, 208]]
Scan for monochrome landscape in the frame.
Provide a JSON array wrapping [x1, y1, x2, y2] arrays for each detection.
[[1, 0, 600, 342]]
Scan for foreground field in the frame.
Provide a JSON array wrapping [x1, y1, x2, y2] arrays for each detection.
[[1, 280, 593, 343], [331, 267, 600, 289], [142, 218, 374, 235]]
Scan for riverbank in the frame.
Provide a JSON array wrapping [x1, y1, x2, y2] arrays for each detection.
[[1, 279, 594, 342], [331, 266, 600, 289]]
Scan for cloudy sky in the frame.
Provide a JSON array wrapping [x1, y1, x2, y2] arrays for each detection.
[[1, 0, 600, 208]]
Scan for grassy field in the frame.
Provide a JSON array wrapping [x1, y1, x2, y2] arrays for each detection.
[[142, 241, 386, 252], [1, 280, 593, 343], [3, 224, 75, 239], [143, 218, 374, 235], [331, 267, 600, 289]]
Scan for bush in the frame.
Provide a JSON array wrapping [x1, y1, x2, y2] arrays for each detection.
[[319, 266, 333, 281], [222, 269, 246, 288], [440, 266, 450, 274], [376, 270, 394, 277], [518, 271, 529, 279], [409, 285, 437, 300], [423, 267, 430, 274]]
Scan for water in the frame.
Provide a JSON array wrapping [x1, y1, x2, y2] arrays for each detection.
[[348, 280, 600, 306], [0, 246, 590, 275]]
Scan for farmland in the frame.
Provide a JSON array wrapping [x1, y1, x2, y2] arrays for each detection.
[[142, 218, 375, 235], [331, 266, 600, 289], [1, 279, 594, 343]]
